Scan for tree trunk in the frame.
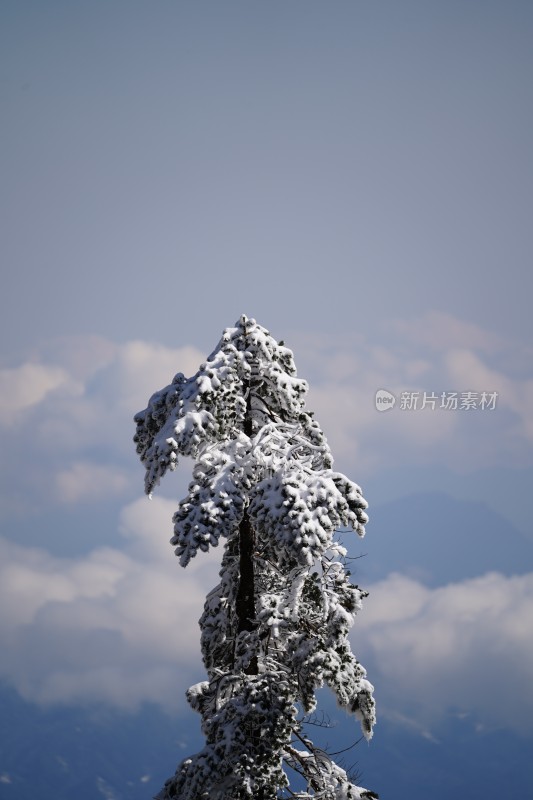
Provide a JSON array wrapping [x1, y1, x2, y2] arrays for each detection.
[[236, 512, 256, 634], [235, 383, 258, 675]]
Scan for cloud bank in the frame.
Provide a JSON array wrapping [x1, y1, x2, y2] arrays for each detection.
[[356, 571, 533, 734], [2, 312, 532, 521], [0, 312, 531, 732], [0, 497, 221, 710], [1, 506, 531, 734]]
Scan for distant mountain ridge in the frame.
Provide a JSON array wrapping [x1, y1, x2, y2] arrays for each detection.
[[0, 685, 195, 800], [350, 491, 533, 587], [0, 684, 530, 800]]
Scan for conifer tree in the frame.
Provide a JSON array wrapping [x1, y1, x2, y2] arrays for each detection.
[[134, 316, 378, 800]]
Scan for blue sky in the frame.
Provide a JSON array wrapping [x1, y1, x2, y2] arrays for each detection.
[[1, 2, 532, 798]]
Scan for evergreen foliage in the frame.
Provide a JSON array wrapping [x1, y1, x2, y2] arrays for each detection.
[[134, 316, 377, 800]]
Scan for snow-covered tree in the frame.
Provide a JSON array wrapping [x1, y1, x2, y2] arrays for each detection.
[[134, 315, 378, 800]]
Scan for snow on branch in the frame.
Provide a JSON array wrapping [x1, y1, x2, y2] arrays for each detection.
[[133, 316, 379, 800]]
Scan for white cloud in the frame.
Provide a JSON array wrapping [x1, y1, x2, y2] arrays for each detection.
[[2, 500, 532, 736], [355, 571, 533, 733], [55, 462, 130, 503], [304, 346, 461, 476], [296, 314, 533, 475], [446, 347, 533, 442], [0, 497, 221, 709], [0, 362, 81, 425], [104, 340, 204, 416], [391, 310, 506, 355], [2, 317, 532, 519], [0, 319, 532, 723], [0, 336, 206, 510], [34, 338, 205, 451]]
